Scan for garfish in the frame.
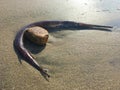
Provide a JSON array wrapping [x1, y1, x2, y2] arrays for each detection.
[[14, 21, 112, 80]]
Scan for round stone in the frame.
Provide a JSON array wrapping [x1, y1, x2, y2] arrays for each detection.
[[25, 26, 49, 45]]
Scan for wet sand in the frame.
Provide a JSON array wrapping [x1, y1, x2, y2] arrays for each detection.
[[0, 0, 120, 90]]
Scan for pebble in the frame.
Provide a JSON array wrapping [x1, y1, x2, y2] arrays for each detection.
[[25, 26, 49, 45]]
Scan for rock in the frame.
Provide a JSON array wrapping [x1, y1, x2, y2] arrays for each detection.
[[25, 26, 49, 45]]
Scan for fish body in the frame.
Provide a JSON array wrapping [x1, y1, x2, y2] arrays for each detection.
[[14, 21, 112, 80]]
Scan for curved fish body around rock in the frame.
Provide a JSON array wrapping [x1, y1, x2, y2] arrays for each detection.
[[14, 21, 113, 81]]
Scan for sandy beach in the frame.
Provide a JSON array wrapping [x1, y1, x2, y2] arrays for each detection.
[[0, 0, 120, 90]]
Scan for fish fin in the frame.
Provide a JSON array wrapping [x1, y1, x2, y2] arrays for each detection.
[[18, 58, 22, 64], [40, 69, 50, 81]]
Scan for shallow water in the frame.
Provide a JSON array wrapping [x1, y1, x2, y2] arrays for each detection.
[[0, 0, 120, 90]]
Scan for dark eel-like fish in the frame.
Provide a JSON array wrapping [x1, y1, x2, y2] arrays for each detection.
[[14, 21, 112, 80]]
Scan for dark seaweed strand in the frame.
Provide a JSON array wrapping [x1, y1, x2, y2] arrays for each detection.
[[14, 21, 112, 81]]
